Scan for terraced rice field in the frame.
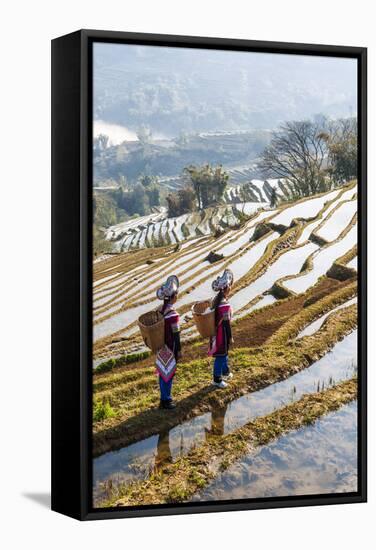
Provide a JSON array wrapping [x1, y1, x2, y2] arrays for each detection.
[[102, 176, 299, 253], [92, 180, 358, 508], [106, 202, 268, 252]]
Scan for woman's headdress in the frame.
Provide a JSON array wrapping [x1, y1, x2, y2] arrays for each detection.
[[212, 269, 234, 292], [156, 275, 180, 300]]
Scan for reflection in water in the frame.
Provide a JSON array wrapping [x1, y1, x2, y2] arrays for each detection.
[[93, 435, 158, 502], [93, 331, 357, 503], [220, 330, 357, 435], [155, 431, 173, 470], [193, 401, 357, 501], [93, 413, 211, 503], [206, 405, 228, 438]]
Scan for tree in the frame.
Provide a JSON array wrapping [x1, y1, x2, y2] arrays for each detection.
[[118, 183, 150, 216], [146, 185, 160, 207], [183, 164, 229, 209], [325, 118, 357, 184], [93, 194, 118, 228], [137, 174, 161, 207], [130, 183, 150, 215], [166, 193, 180, 217], [259, 120, 329, 198], [166, 186, 196, 217], [178, 186, 196, 212]]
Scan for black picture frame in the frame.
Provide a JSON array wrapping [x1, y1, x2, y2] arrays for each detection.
[[51, 29, 367, 521]]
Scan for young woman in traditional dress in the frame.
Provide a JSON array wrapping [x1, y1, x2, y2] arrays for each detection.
[[155, 275, 181, 409], [209, 269, 234, 389]]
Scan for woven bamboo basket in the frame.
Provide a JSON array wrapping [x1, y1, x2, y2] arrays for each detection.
[[138, 310, 165, 353], [192, 300, 216, 338]]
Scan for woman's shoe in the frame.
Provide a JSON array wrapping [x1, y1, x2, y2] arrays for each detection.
[[160, 400, 176, 409], [213, 380, 228, 389], [223, 372, 233, 380]]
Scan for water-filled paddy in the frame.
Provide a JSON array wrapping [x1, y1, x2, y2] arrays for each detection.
[[193, 400, 357, 501], [284, 223, 357, 294], [93, 331, 357, 501], [347, 256, 357, 270], [271, 190, 340, 227], [316, 200, 357, 242], [230, 241, 318, 311], [297, 297, 357, 339]]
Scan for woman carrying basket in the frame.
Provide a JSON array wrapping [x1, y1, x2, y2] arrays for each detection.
[[156, 275, 181, 409], [209, 269, 234, 389]]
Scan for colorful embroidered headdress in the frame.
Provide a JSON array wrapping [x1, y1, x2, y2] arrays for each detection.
[[156, 275, 180, 300], [212, 269, 234, 292]]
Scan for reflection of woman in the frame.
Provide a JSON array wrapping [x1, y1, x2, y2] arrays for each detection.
[[155, 430, 172, 470], [209, 269, 234, 389], [156, 276, 181, 409], [206, 404, 228, 438]]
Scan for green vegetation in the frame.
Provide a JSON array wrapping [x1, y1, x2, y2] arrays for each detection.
[[93, 176, 164, 254], [166, 186, 196, 217], [93, 399, 116, 422], [94, 350, 151, 374], [165, 162, 234, 220], [110, 182, 161, 217], [183, 164, 229, 210], [93, 193, 127, 228], [93, 224, 113, 257]]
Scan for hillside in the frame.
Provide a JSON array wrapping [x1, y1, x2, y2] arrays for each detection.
[[91, 181, 358, 506], [101, 176, 305, 252], [93, 180, 356, 353], [93, 130, 270, 184], [104, 201, 267, 252]]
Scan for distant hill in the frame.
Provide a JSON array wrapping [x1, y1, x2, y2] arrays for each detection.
[[93, 130, 270, 184], [94, 43, 357, 137]]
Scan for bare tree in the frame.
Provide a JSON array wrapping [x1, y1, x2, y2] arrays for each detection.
[[259, 121, 330, 198]]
